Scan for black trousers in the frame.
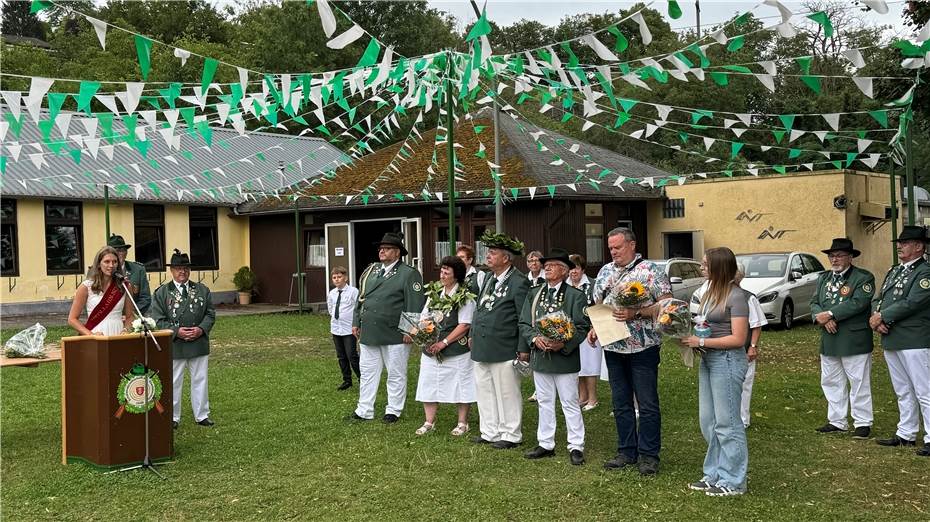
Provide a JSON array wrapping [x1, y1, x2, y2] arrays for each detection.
[[333, 334, 360, 384]]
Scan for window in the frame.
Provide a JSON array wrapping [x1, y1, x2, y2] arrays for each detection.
[[305, 229, 326, 268], [789, 255, 804, 276], [681, 262, 703, 280], [134, 204, 165, 271], [801, 254, 825, 274], [190, 207, 219, 270], [666, 262, 683, 279], [434, 225, 461, 266], [585, 223, 604, 263], [472, 224, 494, 265], [1, 199, 18, 276], [663, 198, 685, 218], [45, 200, 83, 275], [584, 203, 603, 217]]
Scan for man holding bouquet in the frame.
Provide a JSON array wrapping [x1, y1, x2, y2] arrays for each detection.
[[589, 227, 672, 475], [519, 249, 591, 465]]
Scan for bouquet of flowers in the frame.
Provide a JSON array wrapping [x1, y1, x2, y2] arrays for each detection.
[[132, 317, 157, 333], [397, 312, 440, 351], [655, 298, 692, 339], [603, 275, 652, 309], [3, 323, 48, 359], [536, 311, 575, 343]]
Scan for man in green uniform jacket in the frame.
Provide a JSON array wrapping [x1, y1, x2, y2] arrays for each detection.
[[469, 232, 530, 449], [149, 249, 216, 429], [810, 238, 875, 439], [107, 234, 151, 314], [518, 249, 591, 465], [869, 226, 930, 456], [349, 232, 425, 423]]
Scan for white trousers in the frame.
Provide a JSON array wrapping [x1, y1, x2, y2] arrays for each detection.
[[173, 355, 210, 423], [884, 349, 930, 443], [820, 353, 873, 430], [534, 371, 585, 452], [355, 343, 410, 419], [473, 360, 523, 443], [740, 360, 756, 428]]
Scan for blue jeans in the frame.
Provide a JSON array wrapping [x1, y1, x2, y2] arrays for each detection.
[[699, 348, 749, 491], [604, 346, 661, 460]]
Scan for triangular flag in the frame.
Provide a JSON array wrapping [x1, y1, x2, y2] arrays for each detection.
[[852, 77, 873, 98], [822, 113, 840, 131], [327, 24, 365, 50], [842, 49, 865, 68], [630, 12, 652, 46], [806, 11, 833, 38], [316, 0, 337, 37], [86, 16, 108, 49], [134, 35, 153, 80], [174, 48, 191, 66]]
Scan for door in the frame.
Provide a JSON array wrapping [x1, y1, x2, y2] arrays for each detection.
[[664, 232, 694, 260], [402, 217, 422, 274], [325, 223, 354, 288], [691, 231, 705, 260]]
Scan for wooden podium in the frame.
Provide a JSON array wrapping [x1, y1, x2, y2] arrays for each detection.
[[61, 331, 174, 469]]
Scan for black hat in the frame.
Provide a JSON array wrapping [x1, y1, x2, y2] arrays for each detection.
[[107, 234, 131, 249], [374, 232, 408, 257], [821, 238, 860, 258], [892, 225, 930, 243], [167, 248, 192, 267], [539, 248, 573, 268]]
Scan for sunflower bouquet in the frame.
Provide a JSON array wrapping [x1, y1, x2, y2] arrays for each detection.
[[397, 312, 439, 350], [536, 311, 576, 343], [655, 298, 692, 339], [604, 275, 652, 309]]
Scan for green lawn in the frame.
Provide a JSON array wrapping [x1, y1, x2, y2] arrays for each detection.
[[2, 314, 928, 520]]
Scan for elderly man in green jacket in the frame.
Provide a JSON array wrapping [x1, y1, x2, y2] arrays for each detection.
[[107, 234, 151, 314], [519, 249, 591, 465], [469, 232, 530, 449], [349, 232, 425, 424], [870, 226, 930, 456], [810, 238, 875, 439], [149, 249, 216, 429]]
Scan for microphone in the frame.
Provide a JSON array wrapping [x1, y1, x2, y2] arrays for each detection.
[[112, 268, 128, 285]]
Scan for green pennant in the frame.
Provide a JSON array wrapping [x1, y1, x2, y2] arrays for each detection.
[[788, 148, 801, 159], [795, 56, 812, 75], [510, 188, 519, 199], [134, 35, 153, 80], [97, 113, 115, 142], [868, 110, 889, 128], [473, 125, 486, 134], [806, 11, 833, 38], [361, 195, 370, 205], [256, 152, 266, 161], [69, 148, 82, 165], [619, 98, 638, 113], [831, 160, 842, 169], [196, 121, 213, 146], [466, 8, 491, 41], [547, 185, 556, 197], [686, 43, 710, 68], [561, 112, 573, 123], [709, 72, 729, 86], [76, 81, 101, 113], [179, 107, 196, 128], [0, 157, 6, 174], [734, 12, 751, 26], [678, 131, 689, 143], [597, 169, 613, 179], [29, 0, 52, 14], [772, 130, 786, 143], [772, 165, 786, 174], [800, 75, 821, 94], [730, 141, 744, 158], [356, 38, 381, 69], [135, 140, 151, 158], [37, 119, 56, 143], [47, 92, 68, 121], [158, 83, 182, 109], [148, 159, 160, 169], [122, 114, 139, 144], [315, 125, 331, 136], [201, 58, 218, 94], [614, 112, 630, 128], [589, 180, 601, 191], [180, 150, 195, 160], [726, 36, 745, 52], [721, 65, 752, 73], [691, 110, 713, 124], [606, 26, 628, 53], [668, 0, 683, 19], [778, 114, 795, 130], [845, 152, 857, 167], [3, 112, 24, 138]]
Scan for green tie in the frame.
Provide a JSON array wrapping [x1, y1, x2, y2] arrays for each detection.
[[547, 287, 555, 302], [486, 278, 497, 295], [181, 284, 188, 299]]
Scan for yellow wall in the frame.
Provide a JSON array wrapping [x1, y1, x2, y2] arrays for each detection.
[[1, 200, 249, 306], [646, 170, 901, 278]]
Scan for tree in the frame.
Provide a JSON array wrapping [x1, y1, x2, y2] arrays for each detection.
[[1, 0, 46, 39]]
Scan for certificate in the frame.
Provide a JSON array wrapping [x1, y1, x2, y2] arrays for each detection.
[[587, 304, 631, 345]]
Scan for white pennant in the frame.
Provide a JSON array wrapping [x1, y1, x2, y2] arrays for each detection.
[[29, 153, 45, 170], [852, 77, 873, 98], [238, 68, 249, 94], [631, 12, 652, 46], [582, 34, 618, 61], [731, 128, 747, 137], [861, 1, 888, 14], [654, 104, 672, 121], [528, 187, 537, 199], [582, 120, 595, 132], [25, 77, 54, 122], [134, 184, 144, 199], [857, 139, 873, 153], [644, 124, 658, 138], [842, 49, 865, 68], [95, 94, 120, 115], [789, 129, 805, 142], [755, 74, 775, 93], [776, 22, 797, 38], [117, 82, 144, 115], [813, 130, 828, 142], [101, 144, 115, 160], [174, 48, 191, 67], [316, 0, 337, 37], [139, 110, 157, 128], [0, 122, 8, 142], [803, 163, 814, 170], [763, 0, 793, 23], [86, 16, 108, 49], [85, 138, 100, 159], [736, 113, 752, 126], [2, 91, 22, 119], [859, 153, 881, 169], [54, 113, 72, 137], [7, 143, 22, 161], [822, 113, 840, 131], [621, 73, 651, 91], [327, 24, 365, 50], [759, 61, 777, 76], [703, 137, 715, 150], [711, 28, 727, 45]]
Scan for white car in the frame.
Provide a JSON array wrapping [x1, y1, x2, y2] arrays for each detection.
[[648, 258, 705, 302]]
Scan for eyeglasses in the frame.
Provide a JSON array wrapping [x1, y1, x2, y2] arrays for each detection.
[[827, 253, 850, 259]]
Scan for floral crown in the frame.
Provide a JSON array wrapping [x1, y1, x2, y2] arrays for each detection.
[[480, 231, 525, 256]]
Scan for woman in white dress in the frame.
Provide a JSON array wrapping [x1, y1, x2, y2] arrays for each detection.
[[568, 254, 601, 411], [415, 256, 477, 437], [68, 246, 133, 336]]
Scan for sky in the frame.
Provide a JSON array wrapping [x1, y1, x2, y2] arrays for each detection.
[[425, 0, 914, 40]]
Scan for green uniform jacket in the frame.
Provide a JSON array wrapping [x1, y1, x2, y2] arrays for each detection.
[[470, 267, 530, 363], [809, 266, 875, 357], [124, 260, 151, 314], [518, 284, 591, 374], [149, 280, 215, 359], [427, 306, 470, 358], [871, 258, 930, 351], [352, 262, 425, 346]]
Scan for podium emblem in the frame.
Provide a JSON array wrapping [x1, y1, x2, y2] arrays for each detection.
[[115, 363, 165, 418]]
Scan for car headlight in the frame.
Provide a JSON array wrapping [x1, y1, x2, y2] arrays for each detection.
[[691, 293, 701, 304], [757, 291, 778, 303]]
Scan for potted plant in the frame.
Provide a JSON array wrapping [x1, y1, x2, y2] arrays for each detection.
[[233, 266, 257, 305]]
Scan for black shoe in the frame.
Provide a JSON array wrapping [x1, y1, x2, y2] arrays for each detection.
[[876, 435, 916, 447], [852, 426, 871, 439], [382, 413, 399, 424], [196, 418, 215, 427], [603, 454, 637, 470], [345, 412, 370, 422], [492, 440, 519, 450], [172, 421, 179, 430], [471, 436, 492, 444], [337, 382, 352, 391], [570, 449, 585, 466], [815, 423, 844, 434], [524, 446, 555, 459], [638, 455, 659, 476], [917, 443, 930, 457]]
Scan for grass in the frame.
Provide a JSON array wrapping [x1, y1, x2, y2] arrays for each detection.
[[2, 313, 928, 520]]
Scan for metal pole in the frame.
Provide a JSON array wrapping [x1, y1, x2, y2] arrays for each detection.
[[104, 184, 111, 240], [446, 54, 457, 256], [695, 0, 701, 38], [294, 197, 303, 313], [889, 163, 899, 265], [904, 117, 916, 226]]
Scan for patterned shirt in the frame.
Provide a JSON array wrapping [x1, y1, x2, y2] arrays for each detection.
[[593, 254, 672, 354]]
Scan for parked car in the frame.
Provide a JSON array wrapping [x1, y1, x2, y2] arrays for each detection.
[[693, 252, 824, 329], [648, 258, 704, 302]]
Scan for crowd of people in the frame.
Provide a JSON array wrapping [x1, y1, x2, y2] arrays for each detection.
[[331, 226, 930, 497]]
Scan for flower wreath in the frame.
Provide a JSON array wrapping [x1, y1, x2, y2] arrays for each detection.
[[425, 281, 476, 319], [479, 231, 525, 256]]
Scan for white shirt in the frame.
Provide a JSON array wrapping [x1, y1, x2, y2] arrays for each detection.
[[173, 280, 189, 293], [694, 280, 767, 328], [381, 260, 399, 275], [544, 281, 563, 293], [327, 285, 358, 335], [901, 257, 921, 269], [466, 266, 486, 289]]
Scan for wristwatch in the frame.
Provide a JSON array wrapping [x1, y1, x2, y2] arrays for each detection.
[[750, 343, 758, 349], [442, 339, 449, 347], [699, 338, 705, 348], [634, 310, 642, 320]]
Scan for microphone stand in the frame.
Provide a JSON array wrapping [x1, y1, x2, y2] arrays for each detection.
[[107, 273, 168, 479]]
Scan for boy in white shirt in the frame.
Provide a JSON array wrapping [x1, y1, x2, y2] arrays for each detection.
[[736, 264, 767, 428], [327, 266, 360, 391]]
